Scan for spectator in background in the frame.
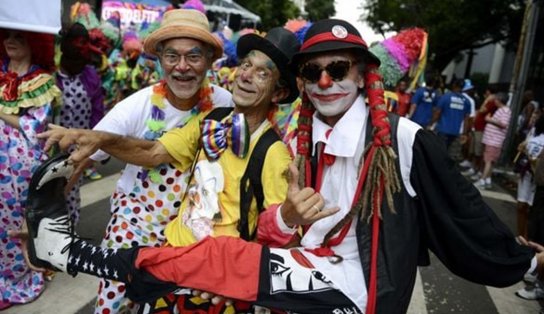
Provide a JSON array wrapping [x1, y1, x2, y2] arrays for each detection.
[[517, 90, 540, 145], [459, 79, 477, 168], [462, 85, 498, 180], [430, 79, 471, 160], [56, 23, 105, 224], [528, 131, 544, 245], [516, 111, 544, 239], [408, 76, 438, 127], [476, 92, 511, 189], [515, 114, 544, 301], [387, 79, 411, 117]]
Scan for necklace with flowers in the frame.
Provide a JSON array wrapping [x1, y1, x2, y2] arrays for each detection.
[[140, 78, 213, 184]]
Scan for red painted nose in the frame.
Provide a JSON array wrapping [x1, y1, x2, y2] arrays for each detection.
[[318, 71, 333, 89]]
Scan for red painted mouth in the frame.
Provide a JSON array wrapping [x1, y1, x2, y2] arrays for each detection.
[[311, 93, 348, 102]]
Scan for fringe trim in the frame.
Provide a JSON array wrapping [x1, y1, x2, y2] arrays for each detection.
[[0, 73, 62, 114]]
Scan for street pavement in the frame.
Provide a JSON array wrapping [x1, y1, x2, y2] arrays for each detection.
[[4, 160, 544, 314]]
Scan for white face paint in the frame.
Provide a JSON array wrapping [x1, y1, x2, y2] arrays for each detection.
[[305, 79, 360, 117]]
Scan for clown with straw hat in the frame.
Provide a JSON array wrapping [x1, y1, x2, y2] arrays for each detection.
[[57, 8, 233, 314]]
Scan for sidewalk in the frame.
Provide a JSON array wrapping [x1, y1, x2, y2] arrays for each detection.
[[3, 273, 99, 314], [3, 168, 121, 314], [459, 160, 519, 198]]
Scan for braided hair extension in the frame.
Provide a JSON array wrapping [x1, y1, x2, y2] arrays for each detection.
[[294, 92, 315, 188], [320, 64, 401, 246], [360, 65, 401, 218]]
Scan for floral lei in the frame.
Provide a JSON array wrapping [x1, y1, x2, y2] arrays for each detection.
[[141, 78, 213, 183]]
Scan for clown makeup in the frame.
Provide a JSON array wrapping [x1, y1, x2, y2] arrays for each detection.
[[302, 53, 364, 119], [305, 78, 359, 117], [238, 50, 277, 83], [232, 50, 283, 110]]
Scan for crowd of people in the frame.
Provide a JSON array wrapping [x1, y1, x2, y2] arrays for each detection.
[[1, 2, 544, 314]]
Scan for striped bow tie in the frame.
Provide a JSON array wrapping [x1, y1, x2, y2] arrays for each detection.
[[201, 113, 250, 160]]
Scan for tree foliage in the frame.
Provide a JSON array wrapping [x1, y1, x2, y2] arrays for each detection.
[[305, 0, 336, 21], [236, 0, 300, 30], [363, 0, 525, 71]]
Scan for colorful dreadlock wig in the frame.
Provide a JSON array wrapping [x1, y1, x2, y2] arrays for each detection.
[[369, 28, 428, 89], [291, 19, 402, 314]]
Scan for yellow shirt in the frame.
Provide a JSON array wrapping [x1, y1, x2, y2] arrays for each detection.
[[158, 111, 291, 246]]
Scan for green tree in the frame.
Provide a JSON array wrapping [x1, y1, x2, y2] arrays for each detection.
[[363, 0, 525, 72], [236, 0, 300, 30], [305, 0, 336, 21]]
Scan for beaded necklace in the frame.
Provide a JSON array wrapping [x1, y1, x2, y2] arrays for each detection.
[[141, 78, 213, 183]]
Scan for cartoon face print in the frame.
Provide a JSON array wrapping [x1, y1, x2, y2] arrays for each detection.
[[269, 249, 334, 294], [187, 160, 224, 221], [183, 160, 224, 240]]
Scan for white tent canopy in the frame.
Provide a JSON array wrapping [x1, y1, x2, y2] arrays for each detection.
[[0, 0, 61, 34], [204, 0, 261, 23]]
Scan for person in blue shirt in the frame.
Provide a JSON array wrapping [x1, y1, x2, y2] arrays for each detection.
[[408, 76, 438, 128], [431, 79, 471, 149]]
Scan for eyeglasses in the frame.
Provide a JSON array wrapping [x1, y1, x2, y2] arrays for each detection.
[[299, 60, 355, 83], [160, 52, 205, 67]]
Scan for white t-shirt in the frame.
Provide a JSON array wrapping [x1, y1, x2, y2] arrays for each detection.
[[90, 84, 232, 193], [527, 130, 544, 159]]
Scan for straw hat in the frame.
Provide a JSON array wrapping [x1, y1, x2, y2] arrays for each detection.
[[143, 9, 223, 61]]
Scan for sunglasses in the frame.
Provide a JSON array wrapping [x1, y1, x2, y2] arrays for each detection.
[[299, 60, 355, 83]]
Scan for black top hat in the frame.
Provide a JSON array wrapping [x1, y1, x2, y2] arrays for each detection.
[[237, 27, 300, 103], [291, 19, 380, 68]]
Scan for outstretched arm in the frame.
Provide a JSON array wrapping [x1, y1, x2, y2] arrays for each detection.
[[411, 129, 534, 287], [38, 124, 173, 168]]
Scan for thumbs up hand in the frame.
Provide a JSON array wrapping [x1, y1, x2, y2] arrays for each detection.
[[280, 162, 339, 228]]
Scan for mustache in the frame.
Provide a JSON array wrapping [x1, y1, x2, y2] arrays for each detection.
[[171, 72, 195, 80]]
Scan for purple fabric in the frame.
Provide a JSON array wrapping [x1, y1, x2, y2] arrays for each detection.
[[56, 65, 105, 128], [382, 39, 410, 73], [151, 105, 165, 120]]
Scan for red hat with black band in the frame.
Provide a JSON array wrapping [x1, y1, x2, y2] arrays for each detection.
[[291, 19, 381, 68]]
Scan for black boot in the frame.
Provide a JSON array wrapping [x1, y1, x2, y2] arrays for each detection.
[[25, 153, 74, 271]]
